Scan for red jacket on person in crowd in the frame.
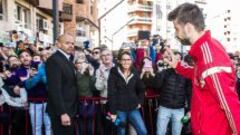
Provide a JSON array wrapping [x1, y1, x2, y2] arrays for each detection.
[[135, 48, 147, 71], [175, 31, 240, 135]]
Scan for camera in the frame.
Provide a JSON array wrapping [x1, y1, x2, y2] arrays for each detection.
[[157, 60, 168, 68], [158, 62, 164, 67]]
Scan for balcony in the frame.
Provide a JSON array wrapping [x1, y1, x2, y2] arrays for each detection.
[[60, 12, 73, 21], [127, 28, 139, 37], [26, 0, 39, 6], [75, 3, 98, 29], [129, 16, 152, 25], [37, 0, 63, 16], [60, 3, 73, 21], [38, 0, 63, 11], [128, 3, 153, 13]]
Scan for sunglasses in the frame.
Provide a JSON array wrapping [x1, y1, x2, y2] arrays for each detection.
[[92, 51, 100, 54]]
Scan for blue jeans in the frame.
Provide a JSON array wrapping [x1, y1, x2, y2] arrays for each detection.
[[29, 103, 51, 135], [117, 109, 147, 135], [156, 106, 184, 135]]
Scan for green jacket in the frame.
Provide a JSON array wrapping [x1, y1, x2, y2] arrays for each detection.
[[76, 72, 95, 97]]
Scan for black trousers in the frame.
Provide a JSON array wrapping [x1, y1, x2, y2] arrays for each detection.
[[11, 108, 28, 135], [95, 104, 116, 135], [51, 116, 76, 135]]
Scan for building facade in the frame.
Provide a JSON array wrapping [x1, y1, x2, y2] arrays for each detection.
[[207, 0, 240, 52], [75, 0, 99, 48], [0, 0, 64, 47], [127, 0, 153, 41], [152, 0, 207, 51], [98, 0, 129, 50]]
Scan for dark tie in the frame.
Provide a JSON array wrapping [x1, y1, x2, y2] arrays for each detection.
[[69, 55, 74, 62]]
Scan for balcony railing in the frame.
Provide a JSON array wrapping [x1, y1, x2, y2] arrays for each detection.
[[127, 28, 139, 37], [60, 3, 73, 21], [129, 16, 152, 25], [128, 3, 153, 13]]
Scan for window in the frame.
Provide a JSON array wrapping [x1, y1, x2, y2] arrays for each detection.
[[36, 15, 45, 31], [90, 5, 94, 15], [76, 0, 84, 4], [90, 1, 94, 15], [76, 29, 86, 37], [16, 4, 31, 29], [0, 0, 4, 20], [37, 17, 41, 30], [23, 9, 31, 28], [17, 5, 21, 21], [63, 3, 72, 15]]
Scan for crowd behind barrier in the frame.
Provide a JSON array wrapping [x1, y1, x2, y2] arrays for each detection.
[[0, 30, 239, 135]]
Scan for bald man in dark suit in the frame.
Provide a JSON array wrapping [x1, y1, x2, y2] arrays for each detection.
[[46, 34, 78, 135]]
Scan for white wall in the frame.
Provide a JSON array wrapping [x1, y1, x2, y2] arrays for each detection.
[[98, 0, 129, 50], [206, 0, 240, 52]]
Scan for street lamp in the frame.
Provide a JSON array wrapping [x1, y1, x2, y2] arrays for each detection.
[[53, 0, 59, 45]]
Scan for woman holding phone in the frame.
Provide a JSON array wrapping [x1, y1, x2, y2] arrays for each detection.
[[108, 51, 147, 135]]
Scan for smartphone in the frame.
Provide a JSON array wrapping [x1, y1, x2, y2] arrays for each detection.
[[144, 60, 152, 68]]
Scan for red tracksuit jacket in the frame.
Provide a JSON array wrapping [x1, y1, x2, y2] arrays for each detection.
[[176, 31, 240, 135]]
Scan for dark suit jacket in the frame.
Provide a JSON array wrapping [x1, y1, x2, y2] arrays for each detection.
[[46, 50, 78, 118]]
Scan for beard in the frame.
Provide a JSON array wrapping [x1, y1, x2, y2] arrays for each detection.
[[10, 63, 19, 70], [176, 36, 191, 45]]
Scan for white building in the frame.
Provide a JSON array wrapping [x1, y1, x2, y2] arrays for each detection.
[[206, 0, 240, 52], [98, 0, 209, 51], [98, 0, 129, 50], [152, 0, 207, 52], [209, 8, 240, 52]]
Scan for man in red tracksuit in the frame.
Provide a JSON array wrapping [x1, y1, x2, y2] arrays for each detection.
[[165, 3, 240, 135]]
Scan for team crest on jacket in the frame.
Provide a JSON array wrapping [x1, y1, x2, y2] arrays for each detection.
[[199, 77, 205, 88], [194, 67, 205, 89], [194, 77, 205, 89]]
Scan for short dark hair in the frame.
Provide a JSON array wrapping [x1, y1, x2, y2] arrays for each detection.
[[18, 50, 32, 57], [117, 51, 131, 61], [184, 54, 194, 66], [117, 51, 133, 71], [168, 3, 205, 32], [16, 40, 24, 47], [93, 47, 101, 51], [12, 30, 18, 34], [174, 51, 183, 60]]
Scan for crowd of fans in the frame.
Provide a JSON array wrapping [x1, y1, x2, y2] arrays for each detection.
[[0, 30, 239, 135]]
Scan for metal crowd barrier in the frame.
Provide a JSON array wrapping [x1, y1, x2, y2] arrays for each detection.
[[0, 93, 160, 135]]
